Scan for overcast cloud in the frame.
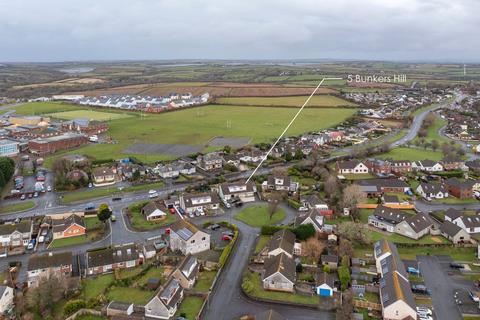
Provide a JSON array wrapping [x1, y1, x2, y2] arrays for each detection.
[[0, 0, 478, 62]]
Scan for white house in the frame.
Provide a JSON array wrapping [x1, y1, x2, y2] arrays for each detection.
[[142, 202, 167, 221], [144, 277, 184, 319], [262, 253, 295, 293], [169, 219, 210, 255], [336, 160, 369, 174], [0, 286, 14, 315], [262, 175, 299, 192], [412, 160, 443, 172], [0, 220, 32, 248], [416, 182, 449, 199], [218, 181, 256, 203], [179, 192, 220, 215], [295, 209, 324, 232], [451, 216, 480, 234]]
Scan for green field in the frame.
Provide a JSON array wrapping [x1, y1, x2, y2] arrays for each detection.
[[176, 296, 205, 320], [378, 147, 443, 161], [11, 102, 85, 115], [216, 95, 356, 107], [44, 104, 355, 163], [234, 204, 286, 227], [0, 201, 35, 214], [47, 110, 132, 121]]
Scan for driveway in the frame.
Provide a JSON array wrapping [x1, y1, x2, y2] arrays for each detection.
[[418, 255, 473, 320]]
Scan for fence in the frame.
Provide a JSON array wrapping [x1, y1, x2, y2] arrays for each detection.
[[353, 299, 382, 311], [65, 309, 103, 320]]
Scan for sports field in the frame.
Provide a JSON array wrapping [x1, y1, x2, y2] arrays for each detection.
[[215, 95, 356, 107], [44, 104, 355, 163], [47, 110, 132, 121]]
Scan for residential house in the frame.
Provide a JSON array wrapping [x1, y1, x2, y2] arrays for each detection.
[[218, 181, 256, 203], [262, 175, 299, 192], [179, 192, 220, 215], [395, 214, 432, 240], [373, 240, 417, 320], [295, 209, 324, 232], [445, 178, 474, 199], [171, 254, 199, 289], [336, 160, 369, 174], [155, 164, 180, 179], [390, 160, 412, 174], [92, 166, 116, 186], [321, 255, 339, 270], [0, 220, 32, 248], [0, 286, 14, 314], [440, 221, 471, 244], [239, 149, 265, 163], [267, 229, 296, 259], [315, 272, 336, 297], [197, 153, 223, 171], [262, 253, 296, 293], [368, 206, 407, 233], [441, 156, 466, 171], [52, 214, 86, 240], [450, 215, 480, 234], [382, 195, 404, 206], [168, 219, 210, 255], [365, 159, 391, 175], [416, 182, 449, 199], [412, 160, 443, 172], [142, 202, 167, 221], [85, 243, 142, 276], [466, 159, 480, 173], [27, 252, 73, 287], [144, 277, 184, 319], [444, 208, 463, 222], [300, 194, 329, 210], [355, 179, 410, 197]]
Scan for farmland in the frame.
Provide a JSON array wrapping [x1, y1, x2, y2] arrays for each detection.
[[41, 103, 355, 163], [215, 95, 356, 107], [47, 110, 133, 121]]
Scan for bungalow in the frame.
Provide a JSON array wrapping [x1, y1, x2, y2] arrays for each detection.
[[321, 255, 339, 270], [368, 206, 407, 233], [300, 194, 329, 210], [441, 156, 466, 171], [144, 277, 184, 319], [92, 166, 116, 186], [172, 254, 199, 289], [295, 209, 324, 232], [179, 192, 220, 215], [0, 286, 14, 315], [142, 202, 167, 221], [390, 160, 412, 174], [262, 253, 296, 293], [444, 208, 463, 222], [336, 160, 369, 174], [395, 214, 432, 240], [412, 159, 443, 172], [316, 272, 336, 297], [155, 164, 180, 179], [267, 229, 296, 259], [440, 221, 471, 244], [168, 219, 210, 255], [416, 182, 449, 199], [218, 181, 256, 203], [355, 179, 410, 196], [52, 214, 86, 240], [382, 195, 403, 206], [445, 178, 474, 199], [451, 216, 480, 234], [262, 175, 298, 192], [0, 220, 32, 248], [85, 243, 142, 276], [27, 252, 73, 287], [197, 153, 223, 171], [239, 149, 265, 163]]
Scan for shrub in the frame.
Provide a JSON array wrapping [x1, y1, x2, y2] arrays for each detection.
[[338, 266, 351, 291], [260, 225, 286, 235], [63, 299, 86, 316], [242, 276, 254, 294], [292, 224, 315, 241], [287, 198, 301, 209]]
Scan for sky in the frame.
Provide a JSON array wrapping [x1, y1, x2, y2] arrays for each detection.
[[0, 0, 479, 62]]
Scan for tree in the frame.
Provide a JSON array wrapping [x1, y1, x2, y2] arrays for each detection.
[[338, 239, 353, 258], [27, 274, 68, 316], [293, 224, 316, 241], [323, 264, 331, 273], [337, 222, 370, 245], [223, 145, 232, 154], [63, 299, 86, 316], [267, 193, 281, 220], [0, 157, 15, 182], [324, 174, 339, 198], [431, 139, 439, 151], [341, 184, 366, 216], [337, 265, 351, 291], [302, 237, 325, 261], [97, 203, 112, 223]]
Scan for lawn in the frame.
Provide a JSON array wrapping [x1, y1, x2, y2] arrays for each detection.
[[60, 181, 165, 204], [412, 116, 449, 145], [234, 204, 286, 227], [378, 147, 443, 161], [106, 286, 153, 305], [397, 246, 477, 261], [435, 197, 479, 204], [0, 201, 35, 214], [128, 201, 177, 230], [82, 274, 115, 300], [49, 235, 90, 248], [136, 266, 166, 286], [369, 230, 450, 245], [176, 296, 205, 320], [11, 102, 85, 115], [47, 110, 132, 121], [243, 272, 319, 305], [215, 95, 356, 107], [193, 270, 217, 292], [45, 105, 356, 163], [85, 217, 103, 230], [255, 235, 271, 254]]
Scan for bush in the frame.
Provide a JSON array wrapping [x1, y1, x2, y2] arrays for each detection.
[[242, 276, 254, 294], [63, 299, 86, 316], [292, 224, 315, 241], [287, 198, 301, 210], [260, 225, 286, 235], [338, 266, 351, 291]]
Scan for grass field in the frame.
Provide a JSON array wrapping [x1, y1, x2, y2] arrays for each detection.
[[11, 102, 86, 115], [47, 110, 132, 121], [82, 274, 115, 300], [398, 246, 477, 261], [215, 95, 356, 107], [106, 286, 153, 305], [378, 147, 443, 161], [49, 235, 90, 248], [0, 201, 35, 214], [234, 204, 286, 227], [46, 104, 356, 163], [176, 296, 205, 320]]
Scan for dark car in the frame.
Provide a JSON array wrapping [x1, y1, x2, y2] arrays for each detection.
[[210, 224, 221, 231], [222, 231, 235, 237], [112, 197, 122, 201], [450, 262, 464, 269]]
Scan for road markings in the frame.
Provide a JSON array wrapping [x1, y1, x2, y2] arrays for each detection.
[[246, 77, 342, 183]]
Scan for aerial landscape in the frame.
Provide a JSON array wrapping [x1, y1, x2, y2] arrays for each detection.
[[0, 1, 479, 320]]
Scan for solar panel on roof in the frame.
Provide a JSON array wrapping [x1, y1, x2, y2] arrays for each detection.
[[382, 293, 389, 302], [177, 227, 193, 240], [380, 278, 386, 288]]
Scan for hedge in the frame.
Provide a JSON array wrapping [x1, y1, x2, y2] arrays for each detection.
[[63, 299, 86, 316], [218, 222, 239, 267], [287, 198, 301, 210], [260, 224, 315, 241]]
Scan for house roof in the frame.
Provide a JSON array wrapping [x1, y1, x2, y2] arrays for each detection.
[[445, 178, 475, 190], [0, 220, 32, 236], [300, 194, 325, 207], [373, 206, 407, 224], [254, 309, 285, 320], [355, 178, 408, 190], [295, 209, 324, 230], [177, 254, 199, 281], [440, 221, 464, 237], [267, 175, 291, 187], [52, 214, 85, 233], [92, 166, 114, 177], [383, 195, 399, 204], [181, 192, 220, 208], [316, 271, 336, 287], [86, 243, 139, 268], [403, 214, 432, 233], [27, 252, 72, 271], [219, 181, 255, 195], [418, 182, 447, 194], [445, 208, 463, 221], [416, 159, 437, 167], [380, 270, 416, 310], [156, 277, 184, 309], [142, 202, 167, 216], [337, 160, 363, 170], [263, 253, 296, 283], [107, 301, 132, 311], [459, 216, 480, 228], [169, 219, 200, 240], [268, 229, 295, 256]]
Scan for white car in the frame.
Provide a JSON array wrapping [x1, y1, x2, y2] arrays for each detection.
[[416, 307, 432, 316], [298, 206, 309, 212], [47, 185, 52, 192], [148, 190, 158, 198], [38, 236, 45, 243]]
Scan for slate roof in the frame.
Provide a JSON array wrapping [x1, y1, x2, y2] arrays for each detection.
[[267, 175, 291, 187], [321, 254, 339, 264], [403, 214, 432, 233], [295, 209, 324, 230], [142, 202, 166, 216], [459, 216, 480, 228], [157, 277, 183, 309], [372, 206, 407, 224], [440, 221, 464, 237], [52, 214, 85, 233], [268, 229, 295, 256], [337, 160, 363, 170], [27, 252, 72, 271], [355, 178, 409, 190], [181, 192, 220, 208], [418, 182, 447, 194], [263, 253, 296, 283], [383, 195, 400, 203], [86, 243, 139, 269], [219, 181, 255, 195], [445, 208, 463, 221], [445, 178, 475, 190], [0, 220, 32, 236]]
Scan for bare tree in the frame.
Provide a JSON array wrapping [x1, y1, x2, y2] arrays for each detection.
[[337, 222, 371, 245], [302, 237, 326, 261], [431, 139, 439, 152], [271, 166, 288, 177], [338, 239, 354, 258], [27, 273, 69, 316], [342, 184, 366, 215], [324, 174, 339, 198], [267, 193, 282, 220]]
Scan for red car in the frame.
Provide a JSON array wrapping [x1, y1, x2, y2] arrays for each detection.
[[169, 208, 176, 214], [222, 234, 232, 241]]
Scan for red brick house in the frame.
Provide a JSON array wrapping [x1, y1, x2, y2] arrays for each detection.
[[390, 160, 412, 174], [445, 178, 474, 199], [52, 214, 86, 240], [365, 159, 391, 175]]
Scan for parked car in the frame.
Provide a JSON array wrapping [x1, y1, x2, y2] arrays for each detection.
[[222, 234, 232, 241], [111, 215, 117, 222], [38, 236, 45, 243], [177, 207, 185, 215], [210, 224, 221, 231], [298, 206, 309, 211], [28, 193, 33, 198], [27, 240, 36, 250], [47, 185, 52, 192], [469, 291, 479, 302], [33, 192, 39, 198], [169, 208, 176, 214], [41, 229, 48, 236], [149, 190, 158, 198], [112, 197, 122, 201], [222, 231, 235, 237], [20, 194, 26, 200], [416, 307, 432, 316], [85, 203, 95, 211], [450, 262, 464, 269]]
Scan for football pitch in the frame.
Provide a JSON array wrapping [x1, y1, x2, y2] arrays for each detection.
[[46, 110, 132, 121]]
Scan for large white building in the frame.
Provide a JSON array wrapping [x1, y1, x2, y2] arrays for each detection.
[[169, 219, 210, 255]]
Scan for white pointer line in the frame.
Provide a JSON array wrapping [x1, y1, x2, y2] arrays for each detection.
[[245, 77, 343, 183]]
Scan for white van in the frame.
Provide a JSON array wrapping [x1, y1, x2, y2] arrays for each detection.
[[148, 190, 158, 198]]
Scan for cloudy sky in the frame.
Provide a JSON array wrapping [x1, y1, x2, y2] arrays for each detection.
[[0, 0, 478, 62]]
